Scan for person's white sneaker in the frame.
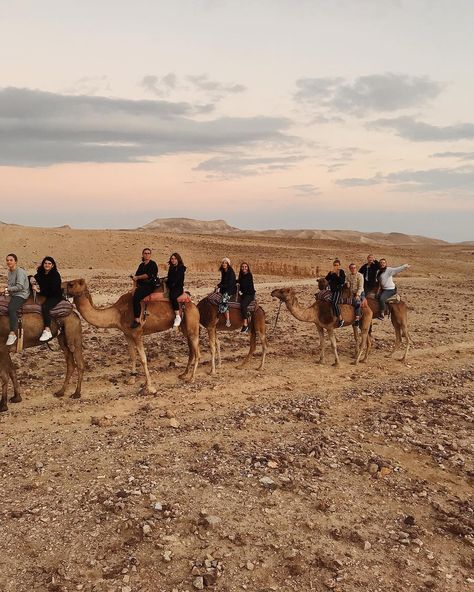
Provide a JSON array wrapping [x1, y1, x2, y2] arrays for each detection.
[[173, 315, 182, 328], [225, 319, 232, 328], [39, 328, 53, 342], [6, 333, 17, 346]]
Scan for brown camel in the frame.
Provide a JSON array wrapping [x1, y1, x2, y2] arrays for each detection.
[[197, 296, 268, 374], [0, 347, 21, 412], [364, 294, 413, 362], [0, 299, 85, 406], [65, 279, 200, 393], [271, 286, 373, 366]]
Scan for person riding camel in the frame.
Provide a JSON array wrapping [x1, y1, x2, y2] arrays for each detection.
[[346, 263, 364, 327], [376, 258, 410, 320], [130, 248, 159, 329], [326, 259, 346, 328], [216, 258, 237, 327]]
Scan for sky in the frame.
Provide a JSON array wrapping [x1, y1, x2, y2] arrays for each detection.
[[1, 0, 473, 241]]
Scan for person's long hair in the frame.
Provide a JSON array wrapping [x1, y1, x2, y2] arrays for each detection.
[[36, 256, 58, 275], [168, 252, 184, 267], [238, 261, 252, 281]]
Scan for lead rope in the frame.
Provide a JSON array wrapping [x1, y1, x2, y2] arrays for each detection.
[[272, 300, 283, 333]]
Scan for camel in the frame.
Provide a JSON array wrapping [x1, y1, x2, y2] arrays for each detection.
[[364, 293, 413, 362], [0, 347, 21, 412], [65, 279, 200, 393], [0, 298, 84, 405], [271, 286, 373, 366], [197, 295, 268, 374]]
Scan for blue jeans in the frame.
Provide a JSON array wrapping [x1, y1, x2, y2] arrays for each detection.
[[352, 291, 365, 317], [379, 289, 396, 312]]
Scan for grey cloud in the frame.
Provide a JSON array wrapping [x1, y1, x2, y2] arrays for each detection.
[[337, 166, 474, 193], [140, 73, 177, 97], [295, 73, 443, 116], [0, 87, 293, 166], [282, 184, 321, 197], [65, 76, 111, 96], [430, 151, 474, 161], [194, 154, 305, 178], [368, 116, 474, 141], [187, 74, 246, 95]]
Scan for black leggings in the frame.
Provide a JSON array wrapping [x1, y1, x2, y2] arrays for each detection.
[[240, 294, 254, 319], [133, 284, 155, 318], [169, 288, 182, 312], [331, 290, 342, 318], [42, 297, 62, 327]]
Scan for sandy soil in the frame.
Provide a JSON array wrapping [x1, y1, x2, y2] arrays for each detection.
[[0, 227, 473, 592]]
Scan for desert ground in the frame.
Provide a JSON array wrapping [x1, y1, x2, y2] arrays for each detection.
[[0, 224, 473, 592]]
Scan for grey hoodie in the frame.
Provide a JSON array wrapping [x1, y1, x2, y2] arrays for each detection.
[[7, 267, 30, 300]]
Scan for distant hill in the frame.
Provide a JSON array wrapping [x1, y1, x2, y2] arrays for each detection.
[[139, 217, 239, 234], [138, 217, 447, 245]]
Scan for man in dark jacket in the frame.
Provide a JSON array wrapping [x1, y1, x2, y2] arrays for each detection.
[[359, 254, 380, 294]]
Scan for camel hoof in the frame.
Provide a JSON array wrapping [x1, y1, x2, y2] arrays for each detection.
[[53, 391, 65, 398], [10, 395, 22, 403], [178, 372, 187, 380], [332, 361, 340, 367], [70, 392, 81, 399], [146, 386, 157, 395], [0, 404, 8, 413], [208, 370, 216, 376], [127, 376, 137, 385]]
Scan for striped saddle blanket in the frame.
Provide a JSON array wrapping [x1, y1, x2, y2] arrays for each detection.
[[205, 292, 258, 313], [315, 289, 353, 305], [0, 296, 73, 319]]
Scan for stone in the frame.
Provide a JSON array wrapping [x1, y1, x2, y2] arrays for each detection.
[[404, 515, 416, 526], [142, 524, 152, 536], [201, 514, 221, 529], [192, 576, 204, 590], [364, 541, 372, 551], [259, 476, 277, 490], [163, 550, 172, 562], [368, 462, 379, 475], [169, 418, 180, 429], [267, 460, 278, 469], [246, 561, 255, 571]]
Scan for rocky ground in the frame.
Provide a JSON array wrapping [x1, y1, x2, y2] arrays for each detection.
[[0, 243, 473, 591]]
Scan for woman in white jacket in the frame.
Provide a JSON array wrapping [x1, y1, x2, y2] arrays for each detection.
[[376, 259, 410, 319]]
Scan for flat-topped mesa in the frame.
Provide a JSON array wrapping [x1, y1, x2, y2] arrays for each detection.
[[138, 217, 240, 234]]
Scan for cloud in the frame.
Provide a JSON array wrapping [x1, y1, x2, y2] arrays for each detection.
[[295, 73, 443, 116], [368, 116, 474, 141], [0, 87, 294, 166], [64, 76, 111, 96], [281, 184, 321, 197], [186, 74, 246, 96], [431, 151, 474, 161], [193, 153, 305, 178], [337, 166, 474, 193], [140, 73, 177, 97]]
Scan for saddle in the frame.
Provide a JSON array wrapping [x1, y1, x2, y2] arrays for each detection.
[[0, 296, 73, 319], [366, 292, 401, 304], [205, 291, 259, 313]]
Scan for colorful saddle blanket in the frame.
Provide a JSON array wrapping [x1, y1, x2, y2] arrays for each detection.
[[142, 290, 192, 304], [315, 289, 332, 302], [0, 296, 73, 319], [205, 291, 258, 313]]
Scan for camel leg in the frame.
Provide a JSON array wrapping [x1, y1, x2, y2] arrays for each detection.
[[328, 328, 339, 367], [208, 327, 217, 375], [257, 329, 268, 370], [387, 321, 403, 359], [9, 363, 22, 403], [237, 328, 257, 369], [361, 330, 372, 363], [125, 334, 138, 381], [0, 380, 8, 412], [134, 337, 157, 395], [352, 325, 359, 358], [180, 330, 200, 382], [316, 325, 326, 364], [216, 335, 222, 369], [399, 325, 412, 363], [54, 334, 75, 398], [70, 344, 85, 399], [353, 330, 368, 365]]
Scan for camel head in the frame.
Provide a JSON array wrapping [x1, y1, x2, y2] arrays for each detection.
[[64, 278, 88, 298], [270, 287, 296, 303]]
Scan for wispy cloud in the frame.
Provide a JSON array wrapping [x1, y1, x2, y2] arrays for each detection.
[[430, 151, 474, 161], [194, 153, 304, 178], [187, 74, 246, 96], [337, 166, 474, 193], [368, 116, 474, 141], [140, 73, 177, 97], [64, 75, 111, 96], [295, 73, 443, 116], [0, 87, 294, 167], [281, 183, 321, 197]]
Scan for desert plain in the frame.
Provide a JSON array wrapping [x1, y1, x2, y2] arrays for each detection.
[[0, 222, 473, 592]]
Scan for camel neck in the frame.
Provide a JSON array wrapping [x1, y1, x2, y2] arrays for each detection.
[[284, 296, 316, 323], [74, 293, 119, 329]]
